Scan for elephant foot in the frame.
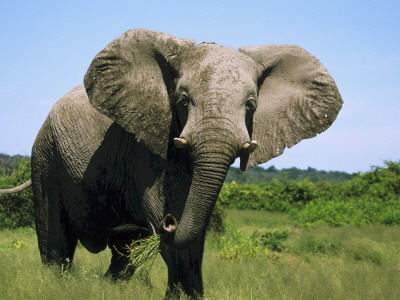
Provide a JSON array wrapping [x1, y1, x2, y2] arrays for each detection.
[[41, 254, 74, 277], [164, 285, 182, 300], [161, 236, 205, 299]]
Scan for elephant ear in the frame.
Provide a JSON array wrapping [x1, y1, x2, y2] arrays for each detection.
[[239, 45, 343, 171], [84, 29, 195, 158]]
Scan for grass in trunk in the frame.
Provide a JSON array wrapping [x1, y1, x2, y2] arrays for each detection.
[[118, 230, 161, 279]]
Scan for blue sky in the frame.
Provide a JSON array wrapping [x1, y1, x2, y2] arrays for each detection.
[[1, 0, 399, 173]]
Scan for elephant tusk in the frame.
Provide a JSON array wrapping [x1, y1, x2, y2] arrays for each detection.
[[243, 140, 258, 153], [174, 137, 188, 149], [162, 214, 178, 234]]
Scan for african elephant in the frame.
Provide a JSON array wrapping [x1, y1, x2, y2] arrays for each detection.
[[2, 29, 342, 297]]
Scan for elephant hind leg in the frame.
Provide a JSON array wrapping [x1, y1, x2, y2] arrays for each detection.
[[41, 224, 78, 272], [35, 192, 78, 271], [33, 169, 78, 270], [32, 121, 79, 271]]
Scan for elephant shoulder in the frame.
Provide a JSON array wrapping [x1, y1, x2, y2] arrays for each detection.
[[51, 84, 110, 124], [47, 84, 114, 179]]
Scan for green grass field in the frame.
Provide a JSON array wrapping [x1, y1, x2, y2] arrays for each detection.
[[2, 210, 400, 299]]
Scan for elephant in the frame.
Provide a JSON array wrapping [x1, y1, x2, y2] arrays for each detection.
[[1, 29, 342, 297]]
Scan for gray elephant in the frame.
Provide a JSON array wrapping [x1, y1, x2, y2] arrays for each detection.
[[1, 29, 342, 297]]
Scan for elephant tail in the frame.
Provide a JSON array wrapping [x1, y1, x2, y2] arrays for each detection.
[[0, 179, 32, 195]]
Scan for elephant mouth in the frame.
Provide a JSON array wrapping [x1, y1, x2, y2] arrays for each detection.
[[161, 214, 178, 234]]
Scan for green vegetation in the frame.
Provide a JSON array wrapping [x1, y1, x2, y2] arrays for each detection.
[[220, 160, 400, 226], [261, 229, 290, 252], [2, 212, 400, 299], [226, 165, 352, 184], [1, 154, 400, 298], [0, 154, 30, 176], [0, 159, 33, 229], [126, 232, 161, 279]]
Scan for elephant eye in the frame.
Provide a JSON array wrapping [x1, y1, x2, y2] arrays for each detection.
[[177, 91, 190, 108], [245, 97, 257, 112]]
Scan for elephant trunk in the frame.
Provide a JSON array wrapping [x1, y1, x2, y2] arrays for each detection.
[[166, 138, 235, 248]]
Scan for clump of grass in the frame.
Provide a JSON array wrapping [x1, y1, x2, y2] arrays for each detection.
[[124, 234, 161, 278], [217, 223, 262, 261], [261, 229, 289, 252], [110, 225, 162, 279]]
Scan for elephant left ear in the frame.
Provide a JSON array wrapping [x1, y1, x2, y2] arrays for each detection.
[[239, 45, 343, 171], [84, 29, 195, 159]]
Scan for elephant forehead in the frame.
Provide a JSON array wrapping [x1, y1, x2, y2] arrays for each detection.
[[176, 44, 258, 91]]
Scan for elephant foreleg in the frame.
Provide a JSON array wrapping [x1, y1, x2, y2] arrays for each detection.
[[105, 237, 135, 281], [105, 228, 149, 281], [162, 234, 205, 299]]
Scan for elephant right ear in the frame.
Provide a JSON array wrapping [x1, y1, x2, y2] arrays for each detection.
[[84, 29, 195, 158], [239, 45, 343, 171]]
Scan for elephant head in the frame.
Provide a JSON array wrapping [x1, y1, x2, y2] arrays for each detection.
[[84, 29, 342, 248]]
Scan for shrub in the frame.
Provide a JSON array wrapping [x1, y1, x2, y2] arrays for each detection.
[[0, 160, 34, 229], [218, 180, 317, 213], [207, 199, 226, 234], [261, 229, 290, 252], [220, 161, 400, 226], [218, 223, 261, 261]]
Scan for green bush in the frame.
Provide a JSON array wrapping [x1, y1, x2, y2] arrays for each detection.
[[217, 223, 261, 261], [207, 199, 226, 234], [220, 161, 400, 226], [0, 160, 34, 229], [293, 195, 400, 226], [293, 161, 400, 226], [261, 229, 289, 252], [218, 179, 318, 212]]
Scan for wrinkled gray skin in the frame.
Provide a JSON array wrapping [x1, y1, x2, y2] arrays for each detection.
[[28, 29, 342, 298]]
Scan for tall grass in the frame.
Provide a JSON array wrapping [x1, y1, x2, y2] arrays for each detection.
[[0, 228, 168, 299], [2, 212, 400, 299]]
